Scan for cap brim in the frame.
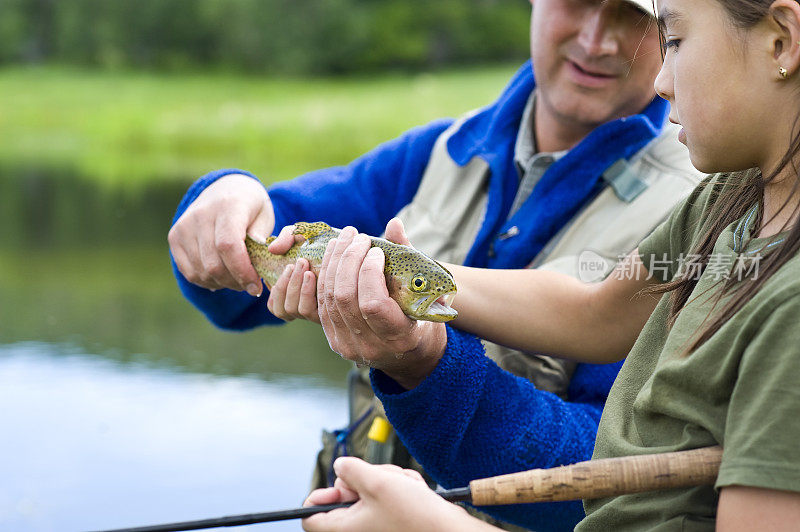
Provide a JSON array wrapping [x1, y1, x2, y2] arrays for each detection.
[[624, 0, 656, 17]]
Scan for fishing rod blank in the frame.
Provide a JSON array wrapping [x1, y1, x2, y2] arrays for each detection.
[[90, 488, 471, 532], [89, 503, 355, 532], [90, 447, 721, 532]]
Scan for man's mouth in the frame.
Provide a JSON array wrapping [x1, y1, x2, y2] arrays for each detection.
[[569, 60, 616, 79]]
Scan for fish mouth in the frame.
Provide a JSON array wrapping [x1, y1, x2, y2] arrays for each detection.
[[409, 291, 457, 322]]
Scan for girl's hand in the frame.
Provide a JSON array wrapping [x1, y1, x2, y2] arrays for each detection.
[[301, 457, 494, 532], [265, 218, 412, 324]]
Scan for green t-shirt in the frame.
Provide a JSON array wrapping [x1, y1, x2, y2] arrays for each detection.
[[578, 175, 800, 531]]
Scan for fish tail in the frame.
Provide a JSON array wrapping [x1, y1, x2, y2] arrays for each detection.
[[245, 235, 284, 289]]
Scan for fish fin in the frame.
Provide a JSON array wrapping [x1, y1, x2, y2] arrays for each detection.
[[293, 221, 334, 242], [433, 259, 453, 278]]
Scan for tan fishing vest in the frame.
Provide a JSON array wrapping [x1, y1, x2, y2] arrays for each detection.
[[393, 115, 703, 397]]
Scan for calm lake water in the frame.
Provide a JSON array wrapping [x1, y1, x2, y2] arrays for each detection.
[[0, 173, 351, 531]]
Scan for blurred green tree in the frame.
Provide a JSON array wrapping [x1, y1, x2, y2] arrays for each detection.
[[0, 0, 530, 73]]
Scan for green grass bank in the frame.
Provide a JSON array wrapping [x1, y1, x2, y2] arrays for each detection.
[[0, 64, 520, 188]]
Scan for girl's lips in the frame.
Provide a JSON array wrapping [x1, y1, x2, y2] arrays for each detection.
[[678, 127, 686, 144]]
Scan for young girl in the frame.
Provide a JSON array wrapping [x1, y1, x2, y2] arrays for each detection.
[[302, 0, 800, 529]]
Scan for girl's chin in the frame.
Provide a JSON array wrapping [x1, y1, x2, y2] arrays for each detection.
[[689, 152, 749, 175], [688, 152, 714, 174]]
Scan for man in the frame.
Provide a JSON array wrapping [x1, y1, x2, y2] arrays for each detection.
[[168, 0, 701, 529]]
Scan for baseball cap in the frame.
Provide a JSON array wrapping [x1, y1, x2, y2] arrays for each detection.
[[624, 0, 656, 17]]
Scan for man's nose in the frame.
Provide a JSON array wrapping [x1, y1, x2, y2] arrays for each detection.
[[577, 9, 619, 56]]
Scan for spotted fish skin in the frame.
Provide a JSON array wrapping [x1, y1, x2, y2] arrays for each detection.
[[246, 221, 457, 322]]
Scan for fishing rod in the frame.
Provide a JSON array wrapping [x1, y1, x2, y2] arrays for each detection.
[[91, 445, 722, 532]]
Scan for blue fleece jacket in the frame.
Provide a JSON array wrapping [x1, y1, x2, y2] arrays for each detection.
[[170, 61, 667, 531], [373, 328, 623, 531]]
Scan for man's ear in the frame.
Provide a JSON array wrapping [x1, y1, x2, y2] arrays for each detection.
[[768, 0, 800, 78]]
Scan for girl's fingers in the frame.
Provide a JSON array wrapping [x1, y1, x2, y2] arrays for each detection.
[[303, 487, 343, 507], [298, 271, 321, 323], [283, 259, 309, 315], [267, 265, 294, 321], [332, 477, 360, 502], [267, 224, 298, 255], [332, 457, 383, 495]]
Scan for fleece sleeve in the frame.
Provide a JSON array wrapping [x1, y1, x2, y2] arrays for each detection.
[[170, 118, 453, 330], [372, 327, 621, 532]]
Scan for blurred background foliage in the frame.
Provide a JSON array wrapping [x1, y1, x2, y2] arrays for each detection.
[[0, 0, 529, 187], [0, 65, 520, 186], [1, 0, 529, 75]]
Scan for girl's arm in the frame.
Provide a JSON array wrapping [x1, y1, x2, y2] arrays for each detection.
[[717, 486, 800, 531], [450, 250, 662, 364]]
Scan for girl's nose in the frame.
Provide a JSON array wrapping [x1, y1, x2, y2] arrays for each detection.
[[654, 60, 673, 101]]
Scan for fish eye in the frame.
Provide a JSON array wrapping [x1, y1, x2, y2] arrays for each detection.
[[411, 274, 428, 292]]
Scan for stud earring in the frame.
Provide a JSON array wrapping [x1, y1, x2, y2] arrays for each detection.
[[780, 67, 788, 79]]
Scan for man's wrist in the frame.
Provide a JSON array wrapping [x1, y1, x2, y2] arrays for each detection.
[[383, 322, 447, 390]]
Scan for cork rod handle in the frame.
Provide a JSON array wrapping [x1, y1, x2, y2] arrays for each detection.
[[470, 446, 723, 506]]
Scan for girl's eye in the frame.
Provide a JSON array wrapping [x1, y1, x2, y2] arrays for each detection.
[[663, 38, 681, 52]]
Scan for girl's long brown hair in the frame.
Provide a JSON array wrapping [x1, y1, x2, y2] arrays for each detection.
[[649, 0, 800, 353]]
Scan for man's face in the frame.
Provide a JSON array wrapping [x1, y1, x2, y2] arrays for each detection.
[[530, 0, 662, 129]]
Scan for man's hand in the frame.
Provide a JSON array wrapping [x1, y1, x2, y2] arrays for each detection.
[[302, 457, 486, 532], [316, 220, 447, 390], [168, 174, 273, 297]]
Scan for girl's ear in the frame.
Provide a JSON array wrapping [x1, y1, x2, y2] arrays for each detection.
[[769, 0, 800, 79]]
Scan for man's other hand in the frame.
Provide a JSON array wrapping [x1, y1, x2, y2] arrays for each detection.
[[168, 174, 273, 297]]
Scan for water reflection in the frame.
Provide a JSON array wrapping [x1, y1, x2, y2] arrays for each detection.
[[0, 170, 348, 384], [0, 171, 353, 531], [0, 343, 346, 532]]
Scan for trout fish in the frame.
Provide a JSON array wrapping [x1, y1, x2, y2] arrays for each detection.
[[246, 221, 457, 322]]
